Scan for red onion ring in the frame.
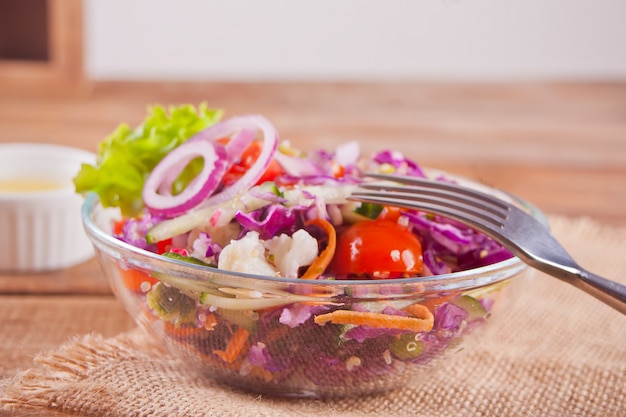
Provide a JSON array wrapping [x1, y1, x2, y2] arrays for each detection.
[[224, 128, 255, 166], [273, 151, 321, 177], [143, 140, 228, 217], [143, 115, 279, 217], [194, 115, 279, 209]]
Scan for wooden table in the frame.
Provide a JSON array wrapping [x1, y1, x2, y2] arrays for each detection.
[[1, 81, 625, 415]]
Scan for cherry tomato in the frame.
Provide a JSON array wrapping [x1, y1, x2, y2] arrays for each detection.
[[378, 206, 403, 222], [328, 220, 423, 279], [222, 141, 285, 185]]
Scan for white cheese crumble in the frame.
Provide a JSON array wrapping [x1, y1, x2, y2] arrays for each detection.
[[217, 231, 278, 277], [217, 229, 318, 278], [264, 229, 318, 278]]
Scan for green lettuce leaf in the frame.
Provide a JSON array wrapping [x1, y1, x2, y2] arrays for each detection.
[[74, 103, 223, 217]]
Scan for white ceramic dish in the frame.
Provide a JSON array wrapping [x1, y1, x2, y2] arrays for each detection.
[[0, 143, 96, 272]]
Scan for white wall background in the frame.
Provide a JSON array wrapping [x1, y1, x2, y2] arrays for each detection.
[[84, 0, 626, 81]]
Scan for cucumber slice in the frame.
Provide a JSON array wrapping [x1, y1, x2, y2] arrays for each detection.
[[390, 333, 425, 360], [146, 282, 197, 325], [161, 251, 215, 267], [340, 201, 380, 224], [450, 295, 488, 321]]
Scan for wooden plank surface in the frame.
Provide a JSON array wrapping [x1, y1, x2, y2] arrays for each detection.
[[1, 81, 625, 224]]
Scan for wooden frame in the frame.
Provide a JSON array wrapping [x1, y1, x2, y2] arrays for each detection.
[[0, 0, 86, 95]]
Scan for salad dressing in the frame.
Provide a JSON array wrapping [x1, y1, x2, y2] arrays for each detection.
[[0, 178, 65, 193]]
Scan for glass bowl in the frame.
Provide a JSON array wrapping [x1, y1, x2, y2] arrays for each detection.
[[81, 172, 546, 398]]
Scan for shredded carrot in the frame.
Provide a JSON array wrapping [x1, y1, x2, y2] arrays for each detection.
[[194, 348, 241, 371], [419, 293, 459, 314], [163, 322, 206, 338], [301, 218, 337, 279], [314, 308, 434, 333], [246, 364, 276, 382], [168, 312, 217, 334], [213, 327, 251, 363], [203, 312, 218, 331], [402, 303, 434, 320]]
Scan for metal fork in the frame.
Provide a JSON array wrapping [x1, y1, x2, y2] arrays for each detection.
[[351, 173, 626, 315]]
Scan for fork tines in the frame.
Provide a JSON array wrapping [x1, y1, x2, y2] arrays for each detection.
[[350, 175, 626, 315], [350, 173, 511, 229]]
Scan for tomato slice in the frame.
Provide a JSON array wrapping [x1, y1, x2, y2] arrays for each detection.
[[156, 238, 173, 254], [328, 220, 423, 279], [222, 141, 285, 185]]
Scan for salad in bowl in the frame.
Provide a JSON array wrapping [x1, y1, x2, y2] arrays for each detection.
[[77, 104, 536, 397]]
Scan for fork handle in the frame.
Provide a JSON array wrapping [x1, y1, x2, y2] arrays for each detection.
[[569, 269, 626, 315]]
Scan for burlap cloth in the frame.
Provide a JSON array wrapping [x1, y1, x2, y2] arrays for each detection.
[[1, 216, 625, 417]]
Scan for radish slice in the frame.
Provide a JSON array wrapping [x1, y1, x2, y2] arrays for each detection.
[[143, 140, 228, 217]]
